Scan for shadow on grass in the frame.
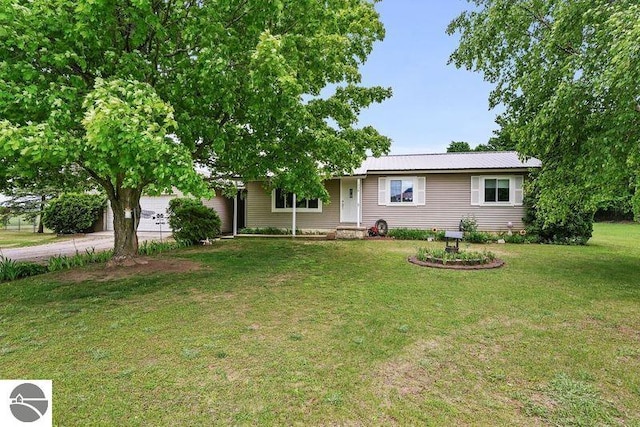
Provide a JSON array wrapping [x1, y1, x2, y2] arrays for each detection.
[[535, 253, 640, 296], [1, 240, 320, 309], [2, 273, 195, 309]]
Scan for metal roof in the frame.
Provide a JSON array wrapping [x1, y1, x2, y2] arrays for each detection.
[[351, 151, 541, 175]]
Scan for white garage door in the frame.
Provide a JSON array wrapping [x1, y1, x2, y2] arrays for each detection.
[[105, 196, 176, 232]]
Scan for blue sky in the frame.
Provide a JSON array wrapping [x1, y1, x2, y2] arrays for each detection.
[[357, 0, 501, 154]]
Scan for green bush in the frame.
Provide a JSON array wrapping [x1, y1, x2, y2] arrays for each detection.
[[500, 232, 540, 244], [42, 193, 106, 234], [416, 247, 496, 265], [239, 227, 293, 235], [464, 231, 493, 244], [387, 228, 435, 240], [523, 185, 593, 245], [459, 215, 478, 233], [168, 198, 221, 244]]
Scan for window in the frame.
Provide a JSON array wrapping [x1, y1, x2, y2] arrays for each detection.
[[471, 176, 524, 206], [272, 189, 322, 212], [378, 177, 425, 206], [389, 179, 414, 203], [484, 178, 510, 202]]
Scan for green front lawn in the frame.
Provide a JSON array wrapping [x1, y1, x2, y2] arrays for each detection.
[[0, 230, 62, 249], [1, 223, 639, 425]]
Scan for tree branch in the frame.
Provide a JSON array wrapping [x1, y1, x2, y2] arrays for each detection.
[[225, 0, 251, 29], [80, 163, 116, 200], [67, 63, 95, 87], [517, 4, 580, 57]]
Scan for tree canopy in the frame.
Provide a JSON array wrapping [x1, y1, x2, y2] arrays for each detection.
[[0, 0, 391, 257], [446, 141, 472, 152], [448, 0, 640, 221]]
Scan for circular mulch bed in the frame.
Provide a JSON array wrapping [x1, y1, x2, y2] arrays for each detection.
[[407, 256, 505, 270]]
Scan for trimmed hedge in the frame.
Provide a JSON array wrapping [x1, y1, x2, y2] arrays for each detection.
[[167, 198, 221, 244], [42, 193, 106, 234]]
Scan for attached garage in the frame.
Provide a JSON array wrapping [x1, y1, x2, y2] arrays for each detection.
[[104, 193, 234, 233], [105, 195, 175, 232]]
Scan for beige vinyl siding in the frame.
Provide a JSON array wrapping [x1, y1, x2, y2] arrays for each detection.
[[246, 180, 340, 230], [202, 191, 234, 233], [362, 173, 527, 232]]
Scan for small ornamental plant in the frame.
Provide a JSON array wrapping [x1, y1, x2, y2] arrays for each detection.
[[416, 247, 496, 266]]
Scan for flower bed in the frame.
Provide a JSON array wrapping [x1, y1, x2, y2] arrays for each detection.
[[409, 248, 504, 270]]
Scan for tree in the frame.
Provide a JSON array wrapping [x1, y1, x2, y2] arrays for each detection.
[[448, 0, 640, 222], [83, 78, 208, 256], [0, 0, 391, 259], [485, 116, 517, 152], [0, 166, 92, 233], [2, 188, 56, 234], [447, 141, 472, 152]]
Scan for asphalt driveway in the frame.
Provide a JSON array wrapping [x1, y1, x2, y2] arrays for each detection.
[[0, 231, 170, 262]]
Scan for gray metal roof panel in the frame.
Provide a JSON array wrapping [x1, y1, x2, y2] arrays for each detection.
[[351, 151, 541, 175]]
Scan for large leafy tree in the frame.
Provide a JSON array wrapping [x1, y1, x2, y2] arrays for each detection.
[[446, 141, 472, 152], [448, 0, 640, 222], [0, 0, 391, 259]]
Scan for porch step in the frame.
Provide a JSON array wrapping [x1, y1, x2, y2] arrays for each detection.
[[335, 226, 367, 240]]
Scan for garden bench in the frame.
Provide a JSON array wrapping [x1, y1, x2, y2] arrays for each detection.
[[444, 230, 463, 253]]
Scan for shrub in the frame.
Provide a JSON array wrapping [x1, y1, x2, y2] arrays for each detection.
[[459, 215, 478, 233], [239, 227, 292, 235], [387, 228, 435, 240], [523, 183, 593, 245], [168, 198, 221, 244], [42, 193, 106, 234], [416, 247, 496, 265], [500, 233, 540, 244], [238, 227, 326, 235], [464, 231, 493, 244]]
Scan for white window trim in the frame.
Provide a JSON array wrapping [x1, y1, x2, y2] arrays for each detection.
[[379, 176, 426, 206], [471, 175, 523, 207], [271, 190, 323, 213]]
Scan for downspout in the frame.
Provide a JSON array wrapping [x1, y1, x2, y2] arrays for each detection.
[[292, 193, 297, 236]]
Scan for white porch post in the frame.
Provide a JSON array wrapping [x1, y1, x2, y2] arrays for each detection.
[[233, 191, 238, 236], [356, 178, 361, 228], [292, 193, 297, 236]]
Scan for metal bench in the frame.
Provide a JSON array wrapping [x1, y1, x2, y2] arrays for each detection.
[[444, 230, 463, 253]]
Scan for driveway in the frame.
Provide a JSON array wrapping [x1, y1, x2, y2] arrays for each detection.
[[0, 231, 170, 262]]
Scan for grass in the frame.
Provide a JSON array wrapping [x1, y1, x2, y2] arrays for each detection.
[[1, 223, 639, 425], [0, 230, 63, 248]]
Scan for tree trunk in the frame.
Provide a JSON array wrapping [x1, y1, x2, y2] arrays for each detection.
[[37, 195, 45, 233], [109, 188, 142, 261]]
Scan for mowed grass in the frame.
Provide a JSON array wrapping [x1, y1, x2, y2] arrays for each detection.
[[0, 230, 63, 249], [1, 223, 639, 425]]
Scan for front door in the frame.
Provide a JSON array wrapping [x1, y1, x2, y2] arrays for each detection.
[[340, 179, 359, 223]]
